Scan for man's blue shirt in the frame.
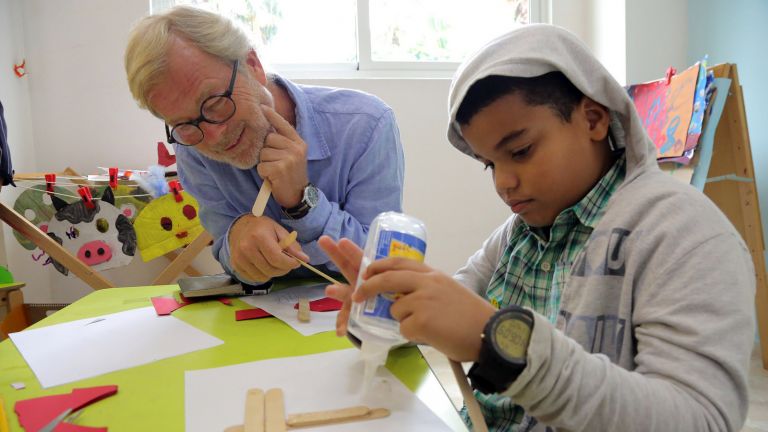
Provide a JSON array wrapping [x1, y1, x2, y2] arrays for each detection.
[[175, 75, 404, 280]]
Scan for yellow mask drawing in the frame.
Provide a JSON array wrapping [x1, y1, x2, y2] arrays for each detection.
[[133, 191, 204, 261]]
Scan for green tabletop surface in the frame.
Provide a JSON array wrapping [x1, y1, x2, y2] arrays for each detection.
[[0, 283, 465, 431]]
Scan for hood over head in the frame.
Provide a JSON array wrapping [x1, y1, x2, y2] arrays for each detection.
[[447, 24, 658, 180]]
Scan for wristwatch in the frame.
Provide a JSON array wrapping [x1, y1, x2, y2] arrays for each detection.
[[467, 305, 534, 394], [282, 183, 319, 219]]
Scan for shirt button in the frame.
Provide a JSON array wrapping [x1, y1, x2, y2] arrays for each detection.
[[541, 262, 552, 272]]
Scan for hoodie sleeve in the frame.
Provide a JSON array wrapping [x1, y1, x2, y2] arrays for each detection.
[[454, 216, 516, 294], [503, 232, 755, 432]]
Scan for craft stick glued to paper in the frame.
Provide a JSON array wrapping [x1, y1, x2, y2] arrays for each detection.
[[225, 387, 390, 431]]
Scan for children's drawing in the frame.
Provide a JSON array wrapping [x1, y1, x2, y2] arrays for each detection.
[[627, 62, 705, 161], [98, 185, 151, 222], [12, 185, 77, 250], [133, 190, 204, 262], [46, 187, 137, 275]]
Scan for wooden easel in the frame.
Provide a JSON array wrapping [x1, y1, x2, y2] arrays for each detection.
[[2, 169, 214, 290], [702, 64, 768, 368]]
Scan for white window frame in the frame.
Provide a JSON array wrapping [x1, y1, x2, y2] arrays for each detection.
[[156, 0, 550, 79]]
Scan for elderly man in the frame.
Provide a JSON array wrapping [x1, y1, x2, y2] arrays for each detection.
[[124, 6, 404, 284]]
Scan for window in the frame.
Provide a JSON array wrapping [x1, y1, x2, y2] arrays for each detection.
[[152, 0, 540, 76]]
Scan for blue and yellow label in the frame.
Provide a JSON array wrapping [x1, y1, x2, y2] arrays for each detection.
[[363, 231, 427, 320]]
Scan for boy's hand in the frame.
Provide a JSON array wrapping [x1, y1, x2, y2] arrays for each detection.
[[229, 215, 309, 282], [257, 105, 309, 209], [356, 258, 497, 362], [318, 236, 363, 336]]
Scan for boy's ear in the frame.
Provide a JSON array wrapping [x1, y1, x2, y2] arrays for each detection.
[[582, 98, 611, 142]]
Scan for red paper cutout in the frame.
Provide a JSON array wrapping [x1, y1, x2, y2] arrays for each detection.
[[157, 142, 176, 167], [15, 385, 117, 432], [151, 296, 189, 315], [235, 308, 273, 321], [151, 295, 231, 316], [293, 297, 343, 312]]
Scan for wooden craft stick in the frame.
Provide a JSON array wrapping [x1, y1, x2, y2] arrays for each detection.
[[297, 298, 310, 323], [244, 388, 265, 432], [284, 406, 369, 428], [281, 250, 342, 285], [278, 231, 298, 249], [264, 388, 286, 432], [449, 359, 488, 432], [251, 180, 273, 217]]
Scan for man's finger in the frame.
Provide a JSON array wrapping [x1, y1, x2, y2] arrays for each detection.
[[261, 105, 301, 141]]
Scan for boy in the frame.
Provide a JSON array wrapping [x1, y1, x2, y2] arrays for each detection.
[[319, 24, 755, 431]]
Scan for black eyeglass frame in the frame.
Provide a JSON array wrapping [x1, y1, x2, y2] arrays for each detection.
[[164, 59, 239, 146]]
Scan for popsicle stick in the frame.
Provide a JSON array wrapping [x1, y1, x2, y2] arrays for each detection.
[[244, 389, 265, 432], [285, 406, 369, 428], [282, 250, 342, 285], [449, 359, 488, 432], [278, 231, 298, 249], [252, 180, 273, 217], [297, 298, 311, 323], [265, 388, 286, 432]]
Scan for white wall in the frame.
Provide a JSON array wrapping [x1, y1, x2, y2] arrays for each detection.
[[0, 0, 45, 295]]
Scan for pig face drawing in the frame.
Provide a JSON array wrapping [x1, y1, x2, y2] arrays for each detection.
[[46, 187, 136, 275]]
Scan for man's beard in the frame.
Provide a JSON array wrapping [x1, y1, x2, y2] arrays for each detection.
[[198, 122, 266, 169]]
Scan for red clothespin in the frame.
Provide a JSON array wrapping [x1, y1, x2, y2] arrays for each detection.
[[108, 167, 118, 190], [665, 66, 676, 85], [44, 173, 56, 195], [168, 180, 183, 202], [77, 186, 95, 209]]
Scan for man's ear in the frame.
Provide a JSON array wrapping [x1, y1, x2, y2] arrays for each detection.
[[582, 98, 611, 142], [245, 48, 267, 86]]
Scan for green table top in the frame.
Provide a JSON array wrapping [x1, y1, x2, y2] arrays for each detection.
[[0, 284, 464, 431]]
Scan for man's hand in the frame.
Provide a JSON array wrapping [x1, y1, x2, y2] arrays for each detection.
[[318, 235, 496, 362], [318, 236, 363, 337], [229, 215, 309, 283], [257, 105, 309, 209]]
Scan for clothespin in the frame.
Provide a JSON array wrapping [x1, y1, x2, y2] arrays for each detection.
[[44, 173, 56, 195], [168, 180, 183, 202], [665, 66, 677, 85], [77, 186, 95, 209], [108, 167, 118, 190]]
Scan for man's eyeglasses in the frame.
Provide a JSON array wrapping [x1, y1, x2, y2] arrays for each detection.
[[165, 59, 239, 146]]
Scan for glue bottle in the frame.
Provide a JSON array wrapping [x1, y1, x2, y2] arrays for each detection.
[[347, 212, 427, 388]]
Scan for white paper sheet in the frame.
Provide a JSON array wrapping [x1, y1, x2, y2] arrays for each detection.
[[240, 284, 338, 336], [185, 348, 451, 431], [10, 306, 223, 388]]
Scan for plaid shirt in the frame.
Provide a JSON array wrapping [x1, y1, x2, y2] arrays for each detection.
[[463, 153, 626, 431]]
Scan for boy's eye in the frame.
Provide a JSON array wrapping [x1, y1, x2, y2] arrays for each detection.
[[510, 145, 531, 159]]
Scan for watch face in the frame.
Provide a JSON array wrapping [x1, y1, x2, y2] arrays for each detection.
[[305, 184, 319, 207], [492, 315, 532, 361]]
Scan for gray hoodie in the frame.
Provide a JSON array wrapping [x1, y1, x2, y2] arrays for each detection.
[[450, 25, 755, 431]]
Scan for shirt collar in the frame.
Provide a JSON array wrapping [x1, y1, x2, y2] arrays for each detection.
[[513, 151, 626, 242], [271, 74, 331, 161], [570, 151, 626, 228]]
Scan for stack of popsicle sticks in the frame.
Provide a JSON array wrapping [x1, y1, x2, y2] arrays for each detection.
[[223, 388, 390, 431]]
